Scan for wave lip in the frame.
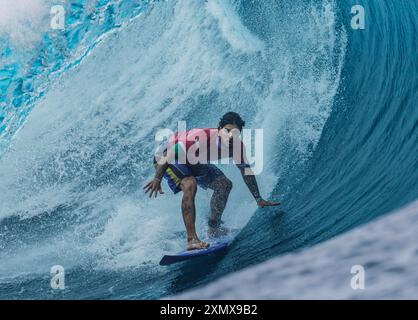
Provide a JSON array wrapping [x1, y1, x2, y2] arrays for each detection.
[[0, 0, 149, 154]]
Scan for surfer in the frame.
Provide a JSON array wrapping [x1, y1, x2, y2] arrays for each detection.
[[144, 112, 280, 250]]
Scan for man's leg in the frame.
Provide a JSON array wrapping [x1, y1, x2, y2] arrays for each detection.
[[180, 176, 209, 250], [207, 175, 233, 237]]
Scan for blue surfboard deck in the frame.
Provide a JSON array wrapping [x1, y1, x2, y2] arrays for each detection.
[[159, 240, 231, 266]]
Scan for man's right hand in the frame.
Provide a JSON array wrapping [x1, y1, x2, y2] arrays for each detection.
[[143, 178, 165, 198]]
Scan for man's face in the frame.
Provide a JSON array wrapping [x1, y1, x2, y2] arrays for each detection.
[[219, 124, 240, 147]]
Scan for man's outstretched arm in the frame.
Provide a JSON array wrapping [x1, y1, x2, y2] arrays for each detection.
[[238, 167, 280, 207], [144, 146, 175, 198]]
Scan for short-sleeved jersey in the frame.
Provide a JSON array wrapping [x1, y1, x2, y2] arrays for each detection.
[[162, 128, 250, 168]]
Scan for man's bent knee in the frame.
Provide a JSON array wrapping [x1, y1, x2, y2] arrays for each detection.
[[181, 176, 197, 194]]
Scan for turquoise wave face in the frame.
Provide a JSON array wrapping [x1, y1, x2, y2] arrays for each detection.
[[0, 0, 417, 300]]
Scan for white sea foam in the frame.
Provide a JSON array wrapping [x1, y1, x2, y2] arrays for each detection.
[[0, 0, 345, 275], [0, 0, 50, 45], [206, 0, 264, 53]]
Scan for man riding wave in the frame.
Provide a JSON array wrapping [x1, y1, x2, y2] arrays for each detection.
[[144, 112, 280, 250]]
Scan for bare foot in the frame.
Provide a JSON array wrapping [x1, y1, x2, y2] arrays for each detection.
[[187, 239, 210, 251]]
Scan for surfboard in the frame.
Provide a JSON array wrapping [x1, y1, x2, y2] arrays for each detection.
[[159, 240, 231, 266]]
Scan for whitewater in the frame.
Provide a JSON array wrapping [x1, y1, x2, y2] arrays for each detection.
[[0, 0, 417, 299]]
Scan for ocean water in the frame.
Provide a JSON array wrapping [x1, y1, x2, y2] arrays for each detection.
[[173, 200, 418, 299], [0, 0, 417, 299]]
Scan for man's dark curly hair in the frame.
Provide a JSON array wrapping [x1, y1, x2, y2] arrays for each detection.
[[218, 112, 245, 131]]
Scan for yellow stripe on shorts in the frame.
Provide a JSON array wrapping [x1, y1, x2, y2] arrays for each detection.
[[166, 167, 181, 186]]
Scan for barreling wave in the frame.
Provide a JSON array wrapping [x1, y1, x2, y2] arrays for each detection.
[[0, 0, 416, 299]]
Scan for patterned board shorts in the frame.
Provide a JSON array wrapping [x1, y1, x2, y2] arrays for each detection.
[[163, 162, 225, 194]]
